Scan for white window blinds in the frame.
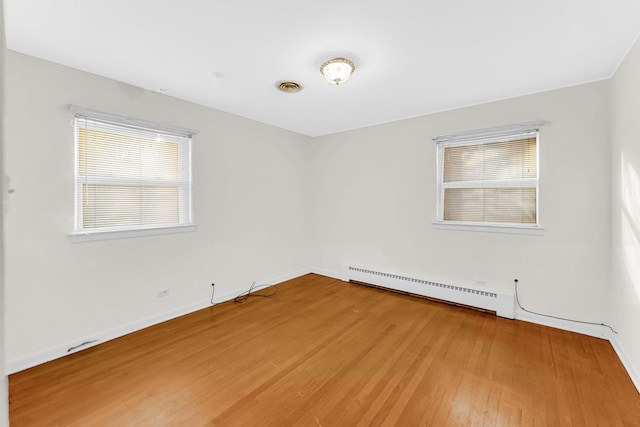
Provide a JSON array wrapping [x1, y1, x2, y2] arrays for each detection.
[[435, 124, 541, 230], [74, 114, 193, 235]]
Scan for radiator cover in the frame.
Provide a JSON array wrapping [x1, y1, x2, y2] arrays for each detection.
[[345, 266, 515, 319]]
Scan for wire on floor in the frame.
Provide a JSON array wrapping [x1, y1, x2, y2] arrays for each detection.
[[210, 281, 279, 306], [234, 281, 278, 303], [514, 279, 618, 334]]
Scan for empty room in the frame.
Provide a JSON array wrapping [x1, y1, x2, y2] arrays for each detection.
[[1, 0, 640, 425]]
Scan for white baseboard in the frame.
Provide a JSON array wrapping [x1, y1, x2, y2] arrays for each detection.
[[8, 269, 640, 396], [514, 311, 611, 339], [309, 267, 345, 281], [260, 269, 312, 288], [6, 269, 311, 375], [6, 298, 212, 375], [609, 334, 640, 394], [311, 269, 637, 392]]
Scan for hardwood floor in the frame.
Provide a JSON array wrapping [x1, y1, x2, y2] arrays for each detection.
[[9, 274, 640, 426]]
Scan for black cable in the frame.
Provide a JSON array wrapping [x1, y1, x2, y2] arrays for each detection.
[[210, 283, 216, 305], [234, 281, 257, 303], [234, 281, 278, 304], [67, 340, 97, 352], [514, 279, 618, 334]]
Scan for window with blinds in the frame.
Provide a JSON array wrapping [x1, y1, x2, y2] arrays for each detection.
[[436, 128, 539, 230], [74, 114, 193, 237]]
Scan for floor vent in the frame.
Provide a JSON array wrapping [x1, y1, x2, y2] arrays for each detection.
[[345, 266, 515, 319]]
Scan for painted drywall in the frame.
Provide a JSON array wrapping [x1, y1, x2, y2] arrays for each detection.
[[3, 46, 632, 388], [0, 2, 8, 425], [4, 51, 311, 364], [610, 36, 640, 386], [310, 81, 612, 325]]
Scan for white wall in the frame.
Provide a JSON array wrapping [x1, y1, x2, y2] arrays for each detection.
[[310, 82, 612, 325], [610, 36, 640, 386], [4, 51, 311, 365], [5, 45, 636, 389], [0, 2, 8, 425]]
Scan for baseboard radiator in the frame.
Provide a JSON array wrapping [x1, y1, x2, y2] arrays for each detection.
[[345, 266, 515, 319]]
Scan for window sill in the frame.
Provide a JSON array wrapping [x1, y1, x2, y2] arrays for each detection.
[[432, 221, 544, 236], [69, 224, 197, 243]]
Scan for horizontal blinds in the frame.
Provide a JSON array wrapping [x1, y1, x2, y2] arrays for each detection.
[[440, 134, 538, 225], [444, 188, 537, 224], [81, 185, 180, 229], [76, 117, 192, 232], [443, 138, 537, 182]]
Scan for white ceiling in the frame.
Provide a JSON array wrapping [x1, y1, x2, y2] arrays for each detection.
[[5, 0, 640, 137]]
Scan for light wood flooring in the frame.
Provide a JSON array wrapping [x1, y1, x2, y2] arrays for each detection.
[[9, 273, 640, 426]]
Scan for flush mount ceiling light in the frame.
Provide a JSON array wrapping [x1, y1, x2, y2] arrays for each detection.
[[320, 57, 355, 85]]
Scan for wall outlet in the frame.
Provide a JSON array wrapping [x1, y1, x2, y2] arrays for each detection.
[[475, 279, 487, 286], [157, 289, 169, 298]]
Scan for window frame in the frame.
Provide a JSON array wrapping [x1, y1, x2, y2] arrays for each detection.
[[69, 106, 196, 242], [433, 122, 544, 236]]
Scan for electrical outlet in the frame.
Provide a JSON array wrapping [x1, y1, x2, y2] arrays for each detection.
[[157, 289, 169, 298], [475, 279, 486, 286]]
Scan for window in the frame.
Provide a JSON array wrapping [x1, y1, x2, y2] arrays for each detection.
[[71, 108, 194, 241], [434, 122, 543, 235]]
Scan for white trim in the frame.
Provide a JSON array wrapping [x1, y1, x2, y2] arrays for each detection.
[[515, 310, 610, 339], [6, 269, 640, 396], [326, 266, 637, 390], [259, 269, 312, 288], [443, 178, 538, 189], [69, 224, 197, 242], [433, 221, 544, 235], [73, 114, 194, 237], [609, 335, 640, 394], [433, 121, 545, 143], [5, 268, 311, 375], [68, 105, 197, 137], [434, 127, 541, 233], [6, 297, 209, 375], [77, 175, 186, 186], [516, 310, 639, 393], [310, 267, 346, 281]]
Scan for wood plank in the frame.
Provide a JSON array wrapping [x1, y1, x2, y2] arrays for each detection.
[[9, 274, 640, 426]]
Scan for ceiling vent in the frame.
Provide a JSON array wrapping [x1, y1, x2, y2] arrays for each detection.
[[276, 81, 303, 93]]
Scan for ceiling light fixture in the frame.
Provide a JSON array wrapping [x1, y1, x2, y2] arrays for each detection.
[[320, 57, 355, 85]]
